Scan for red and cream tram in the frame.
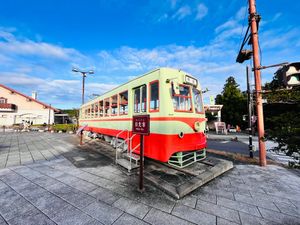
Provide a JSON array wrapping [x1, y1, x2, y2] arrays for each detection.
[[79, 68, 207, 168]]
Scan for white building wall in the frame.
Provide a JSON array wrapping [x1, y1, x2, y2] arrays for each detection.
[[0, 85, 56, 127], [0, 109, 54, 126]]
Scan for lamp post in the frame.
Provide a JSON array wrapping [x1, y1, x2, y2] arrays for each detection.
[[72, 68, 94, 146], [72, 68, 94, 105]]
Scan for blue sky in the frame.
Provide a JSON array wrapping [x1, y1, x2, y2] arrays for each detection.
[[0, 0, 299, 109]]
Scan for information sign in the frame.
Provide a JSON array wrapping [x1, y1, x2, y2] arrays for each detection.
[[132, 115, 150, 135]]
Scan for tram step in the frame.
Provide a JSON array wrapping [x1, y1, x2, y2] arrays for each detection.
[[125, 153, 140, 163], [116, 158, 139, 171], [116, 147, 126, 153]]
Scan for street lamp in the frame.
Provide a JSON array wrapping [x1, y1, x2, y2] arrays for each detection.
[[72, 68, 94, 105]]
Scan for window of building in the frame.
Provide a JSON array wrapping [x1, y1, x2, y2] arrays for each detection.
[[119, 91, 128, 115], [193, 88, 204, 113], [172, 84, 192, 112], [104, 98, 110, 116], [99, 100, 103, 117], [111, 95, 118, 116], [0, 97, 7, 104], [150, 81, 159, 112], [134, 85, 147, 113]]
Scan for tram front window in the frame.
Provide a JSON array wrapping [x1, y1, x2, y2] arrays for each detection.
[[193, 88, 204, 113], [172, 84, 192, 112]]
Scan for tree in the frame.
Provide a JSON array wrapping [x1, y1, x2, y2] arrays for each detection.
[[263, 79, 300, 156], [215, 76, 247, 128]]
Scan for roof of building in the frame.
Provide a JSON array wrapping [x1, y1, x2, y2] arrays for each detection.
[[0, 84, 60, 112]]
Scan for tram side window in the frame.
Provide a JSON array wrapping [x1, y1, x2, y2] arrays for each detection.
[[119, 91, 128, 115], [150, 81, 159, 112], [99, 100, 103, 117], [193, 88, 204, 113], [104, 98, 110, 116], [87, 107, 91, 118], [84, 108, 87, 119], [91, 104, 95, 118], [142, 86, 147, 112], [134, 88, 140, 113], [111, 95, 118, 116], [134, 85, 147, 113], [172, 84, 192, 112], [95, 103, 99, 117]]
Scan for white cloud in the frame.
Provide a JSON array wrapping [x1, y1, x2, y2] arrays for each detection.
[[172, 5, 192, 20], [195, 3, 208, 20], [235, 6, 247, 21], [215, 20, 237, 33], [156, 1, 208, 22], [0, 72, 117, 108], [0, 29, 85, 61]]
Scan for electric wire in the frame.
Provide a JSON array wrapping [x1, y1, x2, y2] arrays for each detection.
[[237, 0, 249, 55]]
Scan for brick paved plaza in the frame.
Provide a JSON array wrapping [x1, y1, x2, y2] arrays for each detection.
[[0, 132, 299, 225]]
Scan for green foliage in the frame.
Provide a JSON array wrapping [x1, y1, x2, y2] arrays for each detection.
[[215, 76, 247, 128], [264, 78, 300, 157], [53, 124, 76, 132], [265, 110, 300, 156], [61, 109, 79, 118]]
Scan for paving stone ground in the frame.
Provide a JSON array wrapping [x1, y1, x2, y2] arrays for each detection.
[[0, 132, 300, 225]]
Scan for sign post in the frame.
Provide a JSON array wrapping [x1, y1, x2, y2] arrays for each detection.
[[76, 125, 87, 146], [132, 115, 150, 192]]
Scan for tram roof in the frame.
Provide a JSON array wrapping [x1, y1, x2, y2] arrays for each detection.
[[81, 67, 196, 107]]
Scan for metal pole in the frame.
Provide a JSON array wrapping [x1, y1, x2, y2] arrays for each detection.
[[248, 0, 266, 166], [139, 135, 145, 192], [82, 73, 85, 105], [246, 66, 254, 158], [80, 131, 83, 145], [48, 104, 51, 131]]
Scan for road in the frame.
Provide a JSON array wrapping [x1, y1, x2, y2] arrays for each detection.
[[207, 139, 259, 156]]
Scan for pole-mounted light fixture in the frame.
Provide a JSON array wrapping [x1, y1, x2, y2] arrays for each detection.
[[72, 67, 94, 104]]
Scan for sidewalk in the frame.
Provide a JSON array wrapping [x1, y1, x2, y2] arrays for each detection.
[[0, 132, 299, 225]]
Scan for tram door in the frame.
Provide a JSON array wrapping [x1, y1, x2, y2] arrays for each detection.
[[132, 85, 148, 153], [133, 85, 147, 114]]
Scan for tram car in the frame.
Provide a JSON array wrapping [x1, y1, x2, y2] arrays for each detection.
[[79, 68, 207, 168]]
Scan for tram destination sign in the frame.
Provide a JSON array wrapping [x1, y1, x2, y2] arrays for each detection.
[[132, 115, 150, 135]]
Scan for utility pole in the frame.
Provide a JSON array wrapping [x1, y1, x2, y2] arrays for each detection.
[[82, 74, 85, 105], [246, 66, 254, 158], [72, 68, 94, 105], [248, 0, 266, 166]]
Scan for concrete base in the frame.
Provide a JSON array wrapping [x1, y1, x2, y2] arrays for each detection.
[[144, 157, 233, 199]]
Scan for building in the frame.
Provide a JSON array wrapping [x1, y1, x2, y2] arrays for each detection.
[[0, 84, 59, 126], [204, 104, 225, 131]]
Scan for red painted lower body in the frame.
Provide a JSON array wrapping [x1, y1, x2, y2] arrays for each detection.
[[85, 126, 207, 162]]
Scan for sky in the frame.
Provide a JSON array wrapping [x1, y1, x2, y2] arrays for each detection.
[[0, 0, 299, 109]]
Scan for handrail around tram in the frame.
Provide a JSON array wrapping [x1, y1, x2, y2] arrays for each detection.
[[114, 129, 129, 148]]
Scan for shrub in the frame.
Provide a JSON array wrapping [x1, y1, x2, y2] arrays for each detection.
[[53, 124, 77, 132]]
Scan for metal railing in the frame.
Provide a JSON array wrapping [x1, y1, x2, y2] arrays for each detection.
[[114, 129, 129, 148], [128, 134, 140, 167], [115, 129, 129, 162]]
